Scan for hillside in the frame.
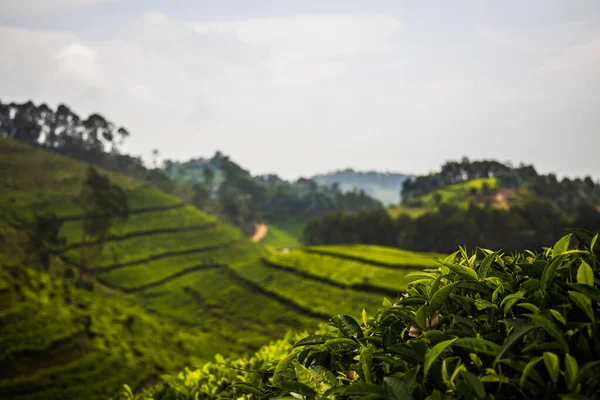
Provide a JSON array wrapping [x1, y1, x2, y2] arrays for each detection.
[[312, 169, 411, 205], [0, 137, 439, 399], [388, 177, 502, 217]]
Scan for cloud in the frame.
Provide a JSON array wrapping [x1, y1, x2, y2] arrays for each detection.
[[2, 0, 118, 15], [538, 38, 600, 84], [0, 7, 599, 179], [54, 43, 105, 88]]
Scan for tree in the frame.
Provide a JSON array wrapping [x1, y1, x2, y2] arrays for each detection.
[[191, 183, 210, 209], [432, 192, 443, 206], [481, 182, 491, 195], [145, 169, 174, 193], [78, 166, 129, 279], [0, 208, 65, 271], [202, 167, 215, 195], [152, 149, 160, 169]]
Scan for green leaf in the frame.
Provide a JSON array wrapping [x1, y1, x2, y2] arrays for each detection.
[[567, 283, 600, 302], [461, 370, 486, 399], [424, 338, 457, 381], [271, 380, 317, 397], [544, 352, 560, 385], [415, 304, 429, 330], [493, 323, 536, 366], [406, 272, 438, 279], [429, 282, 458, 314], [577, 261, 594, 287], [232, 383, 265, 396], [273, 351, 298, 384], [293, 335, 332, 347], [475, 300, 498, 311], [516, 303, 540, 313], [428, 274, 443, 300], [312, 365, 337, 386], [552, 234, 572, 257], [383, 376, 413, 400], [453, 337, 501, 356], [382, 297, 393, 307], [568, 291, 596, 322], [456, 281, 494, 295], [331, 315, 364, 338], [549, 309, 566, 325], [441, 261, 478, 280], [295, 362, 318, 389], [524, 314, 569, 352], [591, 234, 598, 254], [478, 251, 497, 278], [360, 346, 375, 384], [324, 338, 359, 349], [362, 308, 368, 327], [441, 358, 452, 388], [541, 255, 566, 292], [565, 353, 579, 390], [501, 291, 525, 316], [519, 356, 543, 388]]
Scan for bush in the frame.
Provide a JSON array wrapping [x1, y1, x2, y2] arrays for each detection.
[[242, 229, 600, 399], [118, 230, 600, 399]]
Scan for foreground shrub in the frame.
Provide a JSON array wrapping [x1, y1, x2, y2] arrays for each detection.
[[119, 229, 600, 399]]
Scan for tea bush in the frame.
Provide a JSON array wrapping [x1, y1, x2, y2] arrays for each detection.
[[119, 229, 600, 399]]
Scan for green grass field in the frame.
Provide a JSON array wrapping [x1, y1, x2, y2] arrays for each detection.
[[0, 138, 446, 399]]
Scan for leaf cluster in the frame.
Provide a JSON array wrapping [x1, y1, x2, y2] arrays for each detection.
[[244, 230, 600, 399]]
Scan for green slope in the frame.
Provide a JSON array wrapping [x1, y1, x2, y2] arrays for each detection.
[[389, 177, 503, 217], [0, 138, 442, 399]]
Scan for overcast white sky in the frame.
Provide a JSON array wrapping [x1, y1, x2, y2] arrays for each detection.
[[1, 0, 599, 179]]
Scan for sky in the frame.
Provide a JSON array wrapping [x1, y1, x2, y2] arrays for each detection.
[[1, 0, 600, 180]]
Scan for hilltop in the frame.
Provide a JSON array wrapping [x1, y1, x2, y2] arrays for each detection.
[[0, 137, 439, 399], [303, 158, 600, 253]]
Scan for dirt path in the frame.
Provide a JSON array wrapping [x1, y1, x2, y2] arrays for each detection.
[[251, 223, 268, 242]]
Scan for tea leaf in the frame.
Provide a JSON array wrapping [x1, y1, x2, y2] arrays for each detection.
[[424, 338, 457, 381], [331, 315, 364, 338], [565, 353, 579, 390], [576, 261, 594, 287], [552, 234, 572, 257], [453, 337, 501, 356], [519, 356, 543, 389], [543, 352, 560, 385]]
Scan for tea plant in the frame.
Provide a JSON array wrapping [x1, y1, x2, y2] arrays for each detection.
[[137, 229, 600, 399]]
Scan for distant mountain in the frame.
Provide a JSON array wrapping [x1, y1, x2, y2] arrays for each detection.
[[311, 169, 412, 205]]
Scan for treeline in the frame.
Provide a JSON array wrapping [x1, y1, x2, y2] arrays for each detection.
[[165, 155, 383, 233], [402, 157, 600, 214], [303, 200, 600, 253], [0, 99, 149, 178], [1, 99, 383, 234]]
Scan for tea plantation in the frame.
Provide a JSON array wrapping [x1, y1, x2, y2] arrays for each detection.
[[0, 138, 438, 399], [123, 231, 600, 400]]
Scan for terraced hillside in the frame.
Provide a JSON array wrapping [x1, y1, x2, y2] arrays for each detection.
[[0, 138, 441, 399]]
